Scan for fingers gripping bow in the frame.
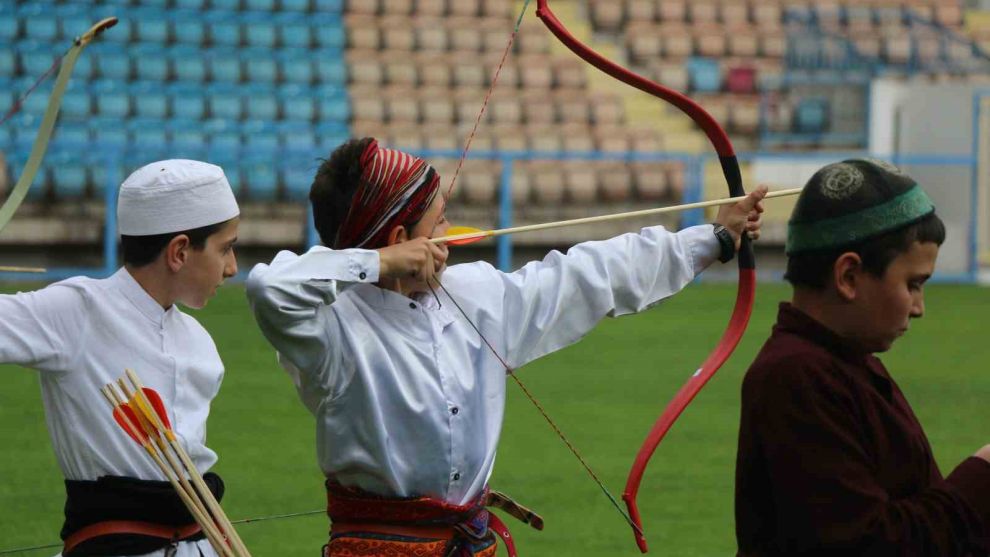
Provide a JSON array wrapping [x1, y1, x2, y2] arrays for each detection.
[[534, 1, 756, 552]]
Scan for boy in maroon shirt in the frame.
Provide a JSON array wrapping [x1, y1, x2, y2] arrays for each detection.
[[735, 159, 990, 556]]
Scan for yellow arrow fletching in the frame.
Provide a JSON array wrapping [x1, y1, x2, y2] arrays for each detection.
[[438, 226, 490, 246]]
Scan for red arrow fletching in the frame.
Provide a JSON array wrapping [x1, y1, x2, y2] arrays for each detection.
[[142, 387, 172, 429], [113, 405, 148, 444]]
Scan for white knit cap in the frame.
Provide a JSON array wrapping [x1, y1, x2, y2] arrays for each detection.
[[118, 160, 240, 236]]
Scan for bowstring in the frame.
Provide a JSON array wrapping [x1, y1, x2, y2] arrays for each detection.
[[0, 48, 67, 127]]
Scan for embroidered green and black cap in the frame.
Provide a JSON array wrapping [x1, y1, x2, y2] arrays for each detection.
[[785, 158, 936, 255]]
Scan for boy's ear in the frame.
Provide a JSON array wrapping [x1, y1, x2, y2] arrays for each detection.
[[387, 225, 408, 246], [165, 234, 191, 273], [832, 252, 862, 301]]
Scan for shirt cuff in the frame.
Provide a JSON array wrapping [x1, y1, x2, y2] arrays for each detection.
[[677, 224, 721, 275], [297, 245, 380, 283], [946, 456, 990, 529]]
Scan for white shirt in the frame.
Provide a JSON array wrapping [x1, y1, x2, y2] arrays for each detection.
[[0, 268, 223, 557], [246, 224, 719, 505]]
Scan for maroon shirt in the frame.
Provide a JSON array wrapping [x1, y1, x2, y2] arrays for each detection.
[[736, 303, 990, 556]]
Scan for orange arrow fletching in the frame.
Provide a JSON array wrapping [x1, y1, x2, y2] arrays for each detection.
[[439, 226, 489, 246]]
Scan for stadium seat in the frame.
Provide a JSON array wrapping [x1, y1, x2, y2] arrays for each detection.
[[278, 14, 313, 49], [211, 0, 242, 10], [92, 80, 131, 118], [383, 56, 418, 86], [527, 125, 562, 152], [205, 118, 242, 153], [314, 0, 345, 12], [90, 116, 130, 150], [242, 119, 280, 153], [315, 52, 348, 83], [131, 81, 170, 119], [92, 44, 132, 80], [172, 46, 208, 83], [170, 83, 207, 120], [172, 10, 207, 45], [688, 57, 721, 92], [19, 5, 58, 42], [208, 14, 242, 47], [420, 89, 454, 123], [565, 161, 598, 204], [282, 0, 312, 11], [661, 26, 693, 58], [598, 161, 633, 202], [244, 13, 278, 48], [53, 121, 91, 149], [529, 161, 565, 205], [416, 20, 448, 52], [279, 120, 317, 150], [243, 48, 279, 83], [280, 51, 315, 84], [59, 85, 92, 120], [168, 119, 208, 152], [0, 5, 18, 42], [283, 161, 317, 201], [795, 97, 829, 133], [134, 9, 171, 43], [241, 158, 279, 200], [49, 152, 89, 199], [280, 85, 317, 122], [726, 65, 757, 94], [313, 16, 346, 50], [382, 0, 414, 15], [207, 83, 244, 120], [243, 84, 279, 120], [382, 15, 417, 51], [174, 0, 208, 9], [632, 162, 669, 201], [317, 86, 351, 121], [316, 121, 350, 151], [20, 79, 53, 119], [17, 43, 56, 78], [0, 49, 15, 78], [128, 118, 170, 155], [245, 0, 278, 11], [207, 48, 243, 82], [132, 44, 171, 82], [385, 86, 420, 122]]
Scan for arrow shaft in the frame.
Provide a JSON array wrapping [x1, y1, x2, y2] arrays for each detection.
[[432, 188, 801, 244]]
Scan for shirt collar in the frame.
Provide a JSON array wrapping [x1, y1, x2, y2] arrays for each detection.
[[775, 302, 872, 364], [112, 267, 172, 326], [353, 283, 457, 328]]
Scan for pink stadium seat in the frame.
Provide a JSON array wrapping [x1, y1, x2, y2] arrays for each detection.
[[666, 163, 685, 199], [730, 98, 760, 134], [688, 0, 718, 24], [388, 124, 424, 150], [381, 0, 413, 16], [653, 61, 690, 92], [453, 54, 488, 87], [627, 23, 663, 65], [629, 128, 664, 153], [658, 0, 687, 23], [350, 91, 387, 122], [632, 162, 669, 201], [726, 65, 757, 94], [492, 96, 524, 125], [727, 27, 760, 58], [383, 54, 419, 86], [560, 123, 594, 152], [418, 52, 453, 87], [417, 0, 447, 17], [935, 3, 963, 27], [492, 124, 527, 151], [420, 88, 455, 123], [852, 36, 882, 58], [627, 0, 657, 23], [527, 125, 563, 152], [699, 95, 730, 127], [462, 127, 496, 151], [519, 54, 554, 89], [347, 49, 385, 85], [449, 17, 484, 52], [454, 86, 489, 124], [345, 15, 381, 50], [594, 127, 630, 153], [565, 162, 598, 204], [482, 0, 512, 18], [488, 55, 520, 89], [553, 57, 586, 89], [556, 91, 591, 124], [347, 0, 379, 16], [522, 91, 556, 125], [915, 34, 941, 65], [381, 16, 416, 51], [760, 30, 786, 58], [904, 1, 933, 21], [752, 1, 782, 26], [589, 0, 624, 32], [814, 0, 842, 28], [510, 165, 531, 205], [662, 26, 695, 58], [530, 161, 566, 205], [461, 160, 498, 205], [422, 124, 459, 151], [883, 35, 912, 64], [482, 19, 512, 53], [351, 119, 389, 140], [385, 86, 420, 122], [449, 0, 481, 18], [590, 93, 624, 125], [517, 25, 552, 54], [416, 20, 449, 52], [598, 162, 634, 203], [695, 25, 728, 57], [721, 1, 750, 25]]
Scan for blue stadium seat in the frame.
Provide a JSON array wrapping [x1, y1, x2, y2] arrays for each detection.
[[207, 14, 242, 47], [687, 57, 721, 93], [135, 9, 171, 43], [316, 85, 350, 121], [53, 121, 91, 148], [174, 0, 209, 9], [172, 10, 207, 45], [0, 82, 14, 118], [244, 13, 278, 48], [313, 0, 344, 13], [0, 127, 13, 151], [56, 4, 89, 40], [0, 49, 15, 77], [19, 5, 58, 42], [19, 43, 61, 78], [241, 120, 279, 153], [278, 120, 315, 148], [207, 48, 243, 82], [22, 81, 53, 118], [92, 79, 132, 118], [128, 118, 170, 153], [243, 48, 278, 83], [206, 83, 243, 120], [170, 83, 207, 120], [133, 44, 171, 81], [92, 44, 132, 80], [243, 84, 279, 120], [280, 85, 316, 121], [169, 118, 208, 152], [241, 159, 279, 200], [316, 121, 350, 151], [279, 49, 314, 84], [245, 0, 277, 11], [131, 81, 170, 119], [281, 0, 312, 12], [0, 5, 19, 41], [795, 97, 830, 133], [62, 85, 93, 120], [90, 116, 130, 150], [11, 112, 41, 151], [312, 15, 345, 50], [49, 152, 89, 199], [211, 0, 243, 10], [314, 53, 347, 84], [205, 118, 242, 153], [92, 8, 133, 43], [283, 160, 316, 201], [278, 14, 312, 49], [172, 46, 208, 83]]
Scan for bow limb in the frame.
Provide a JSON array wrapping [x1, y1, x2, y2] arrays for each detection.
[[0, 18, 117, 237], [534, 2, 755, 552]]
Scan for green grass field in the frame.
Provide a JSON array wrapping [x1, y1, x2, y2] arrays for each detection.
[[1, 282, 987, 556]]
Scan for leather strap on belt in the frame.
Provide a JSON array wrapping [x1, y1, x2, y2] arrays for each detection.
[[62, 520, 202, 555], [330, 521, 457, 540], [485, 491, 544, 531]]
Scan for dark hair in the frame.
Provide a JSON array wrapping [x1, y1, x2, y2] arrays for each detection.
[[310, 137, 375, 248], [121, 220, 227, 267], [784, 212, 946, 289]]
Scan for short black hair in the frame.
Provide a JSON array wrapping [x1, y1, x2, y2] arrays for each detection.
[[310, 137, 374, 248], [784, 212, 946, 289], [121, 220, 228, 268]]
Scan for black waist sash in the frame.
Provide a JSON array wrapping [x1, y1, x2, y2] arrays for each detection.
[[61, 472, 224, 556]]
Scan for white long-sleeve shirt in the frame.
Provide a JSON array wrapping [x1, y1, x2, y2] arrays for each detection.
[[246, 224, 719, 505], [0, 268, 223, 557]]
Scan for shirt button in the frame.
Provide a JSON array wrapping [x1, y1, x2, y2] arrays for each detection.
[[359, 272, 366, 280], [453, 473, 460, 481], [451, 407, 459, 415], [409, 302, 416, 309]]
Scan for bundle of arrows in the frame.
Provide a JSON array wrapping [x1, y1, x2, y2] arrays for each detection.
[[100, 369, 252, 557]]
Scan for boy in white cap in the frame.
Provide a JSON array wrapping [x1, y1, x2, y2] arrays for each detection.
[[0, 160, 239, 556]]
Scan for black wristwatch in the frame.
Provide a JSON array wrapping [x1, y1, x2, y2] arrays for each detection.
[[712, 223, 735, 263]]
